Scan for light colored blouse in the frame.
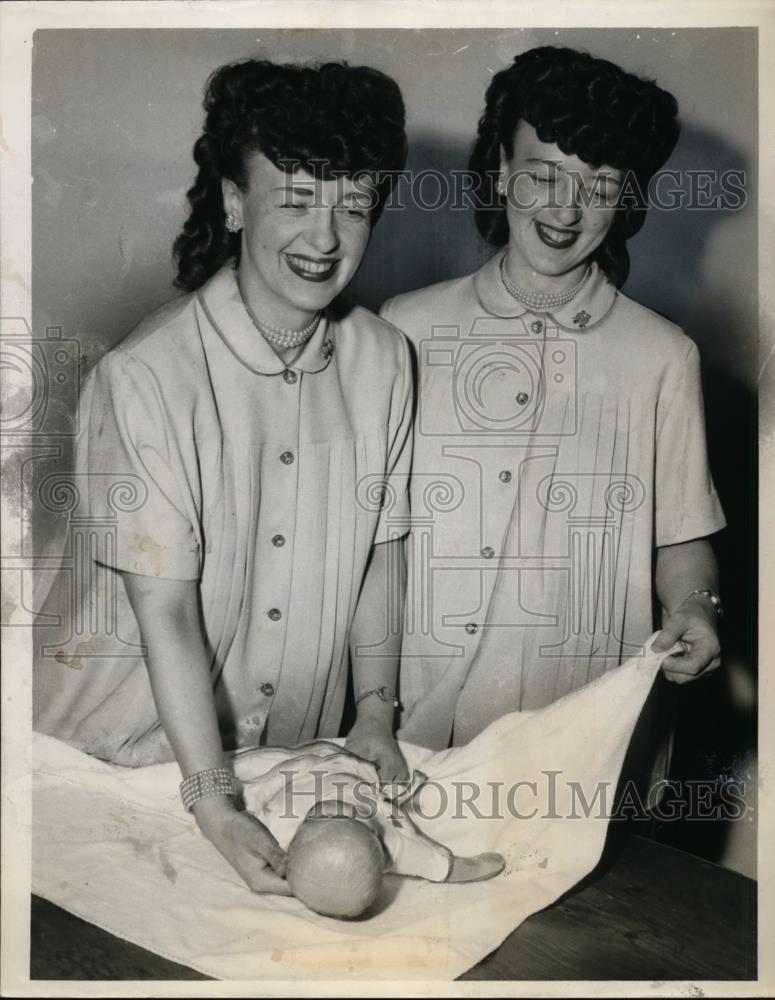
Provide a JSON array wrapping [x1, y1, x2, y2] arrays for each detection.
[[33, 266, 413, 765], [381, 251, 725, 750]]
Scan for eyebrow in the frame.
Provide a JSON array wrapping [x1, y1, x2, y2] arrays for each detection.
[[524, 159, 622, 185], [525, 158, 561, 170], [275, 186, 373, 206]]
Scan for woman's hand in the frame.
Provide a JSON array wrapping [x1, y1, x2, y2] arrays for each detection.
[[653, 596, 722, 684], [346, 711, 409, 783], [193, 796, 292, 895], [653, 541, 722, 684]]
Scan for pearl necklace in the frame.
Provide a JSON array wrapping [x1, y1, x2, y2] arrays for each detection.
[[500, 257, 590, 312], [240, 290, 321, 350]]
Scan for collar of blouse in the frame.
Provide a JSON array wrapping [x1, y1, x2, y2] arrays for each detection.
[[473, 249, 618, 332], [197, 265, 335, 375]]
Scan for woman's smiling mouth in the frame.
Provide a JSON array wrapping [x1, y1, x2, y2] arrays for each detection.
[[284, 253, 340, 282], [534, 221, 580, 249]]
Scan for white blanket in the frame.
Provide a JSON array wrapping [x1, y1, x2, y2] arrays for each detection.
[[32, 640, 669, 981]]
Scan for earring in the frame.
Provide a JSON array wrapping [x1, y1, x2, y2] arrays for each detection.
[[225, 211, 242, 234], [496, 175, 506, 197]]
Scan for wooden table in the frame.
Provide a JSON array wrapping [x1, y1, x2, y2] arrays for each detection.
[[30, 833, 756, 981]]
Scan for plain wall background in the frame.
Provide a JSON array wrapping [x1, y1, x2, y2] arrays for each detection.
[[31, 27, 757, 875]]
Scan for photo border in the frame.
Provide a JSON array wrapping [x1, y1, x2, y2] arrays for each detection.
[[2, 1, 772, 996]]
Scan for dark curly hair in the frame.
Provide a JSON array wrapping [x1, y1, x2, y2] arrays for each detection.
[[173, 59, 407, 292], [469, 46, 680, 287]]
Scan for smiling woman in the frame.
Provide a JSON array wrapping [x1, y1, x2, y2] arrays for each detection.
[[33, 57, 412, 896], [220, 154, 375, 344], [381, 47, 726, 778], [499, 122, 624, 286]]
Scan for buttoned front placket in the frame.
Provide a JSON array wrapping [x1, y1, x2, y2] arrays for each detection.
[[259, 363, 303, 708], [450, 280, 609, 657], [260, 330, 339, 746], [451, 311, 551, 643], [195, 271, 345, 749], [452, 258, 617, 701]]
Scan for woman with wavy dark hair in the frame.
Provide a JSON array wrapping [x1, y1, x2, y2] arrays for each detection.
[[34, 58, 411, 893], [382, 47, 726, 759]]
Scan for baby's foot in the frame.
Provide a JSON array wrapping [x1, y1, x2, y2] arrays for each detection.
[[447, 851, 505, 883]]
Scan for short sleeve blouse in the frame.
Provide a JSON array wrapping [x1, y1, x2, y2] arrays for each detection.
[[381, 251, 725, 750], [33, 266, 413, 764]]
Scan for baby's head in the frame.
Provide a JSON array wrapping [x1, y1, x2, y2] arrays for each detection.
[[286, 804, 386, 919]]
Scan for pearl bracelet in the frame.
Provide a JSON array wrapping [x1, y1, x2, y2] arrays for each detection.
[[179, 768, 235, 813], [685, 588, 724, 618]]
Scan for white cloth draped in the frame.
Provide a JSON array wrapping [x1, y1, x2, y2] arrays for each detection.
[[33, 638, 673, 981]]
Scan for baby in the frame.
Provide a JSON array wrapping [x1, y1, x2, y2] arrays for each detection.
[[231, 741, 504, 919]]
